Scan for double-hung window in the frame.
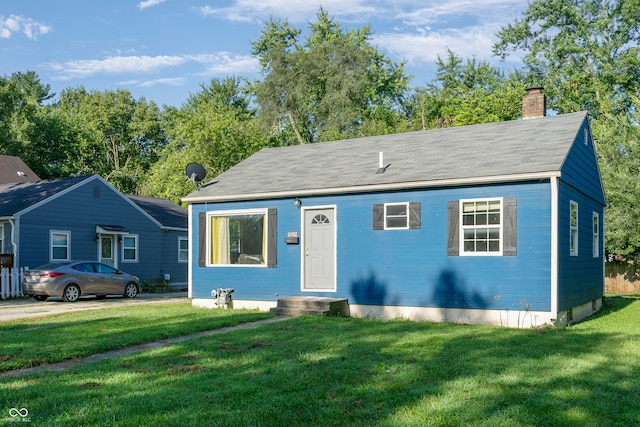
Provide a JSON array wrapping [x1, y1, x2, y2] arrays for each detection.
[[199, 208, 277, 267], [461, 199, 502, 255], [51, 231, 70, 261], [122, 235, 138, 262], [447, 198, 517, 256], [592, 212, 599, 258], [178, 237, 188, 262], [570, 201, 578, 256]]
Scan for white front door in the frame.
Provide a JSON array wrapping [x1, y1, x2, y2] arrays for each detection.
[[303, 207, 336, 291], [100, 235, 115, 267]]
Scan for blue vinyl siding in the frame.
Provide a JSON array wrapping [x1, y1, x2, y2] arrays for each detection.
[[191, 181, 554, 312], [557, 181, 604, 311], [17, 178, 184, 282], [560, 121, 606, 205]]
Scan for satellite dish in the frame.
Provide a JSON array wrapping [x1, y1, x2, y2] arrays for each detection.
[[186, 163, 207, 189]]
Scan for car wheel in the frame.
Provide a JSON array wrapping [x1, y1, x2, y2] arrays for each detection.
[[33, 295, 48, 301], [124, 282, 138, 298], [62, 284, 80, 302]]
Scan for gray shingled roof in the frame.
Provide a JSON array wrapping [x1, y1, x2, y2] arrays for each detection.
[[128, 195, 187, 229], [184, 112, 588, 203], [0, 176, 90, 217], [0, 155, 40, 184]]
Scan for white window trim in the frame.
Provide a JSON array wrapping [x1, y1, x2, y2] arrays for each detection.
[[206, 208, 269, 268], [570, 201, 578, 256], [384, 202, 410, 230], [592, 212, 599, 258], [50, 230, 70, 262], [121, 234, 139, 263], [178, 236, 188, 263], [460, 197, 504, 257]]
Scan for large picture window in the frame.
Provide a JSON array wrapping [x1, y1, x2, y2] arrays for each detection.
[[51, 231, 70, 261], [199, 209, 277, 267]]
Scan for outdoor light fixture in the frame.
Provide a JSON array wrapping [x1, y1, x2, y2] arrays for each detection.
[[294, 197, 302, 207]]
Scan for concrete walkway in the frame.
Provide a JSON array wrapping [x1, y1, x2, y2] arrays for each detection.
[[0, 316, 290, 378]]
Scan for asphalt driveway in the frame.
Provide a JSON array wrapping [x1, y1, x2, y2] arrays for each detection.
[[0, 292, 188, 322]]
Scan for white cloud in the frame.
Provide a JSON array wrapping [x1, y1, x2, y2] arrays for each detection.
[[138, 77, 186, 87], [196, 0, 381, 23], [0, 15, 51, 40], [138, 0, 166, 11], [373, 26, 498, 65], [46, 53, 260, 81], [189, 53, 260, 76], [47, 55, 188, 80]]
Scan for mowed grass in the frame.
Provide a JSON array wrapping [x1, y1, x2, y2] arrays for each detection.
[[1, 297, 640, 426]]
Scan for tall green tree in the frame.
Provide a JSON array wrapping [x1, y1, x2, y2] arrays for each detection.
[[54, 87, 166, 193], [251, 8, 410, 144], [139, 77, 275, 204], [0, 71, 61, 177], [493, 0, 640, 118], [411, 51, 527, 129], [494, 0, 640, 256]]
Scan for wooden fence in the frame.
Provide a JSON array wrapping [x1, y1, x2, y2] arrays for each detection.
[[605, 261, 640, 294], [1, 267, 25, 299]]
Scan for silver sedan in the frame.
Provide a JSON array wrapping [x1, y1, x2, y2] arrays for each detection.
[[22, 261, 140, 302]]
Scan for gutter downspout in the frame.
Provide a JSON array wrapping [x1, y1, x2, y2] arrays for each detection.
[[550, 176, 559, 320], [9, 218, 18, 269]]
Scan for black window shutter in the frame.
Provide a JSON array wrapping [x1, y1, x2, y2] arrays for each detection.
[[373, 204, 384, 230], [447, 200, 459, 256], [503, 198, 517, 256], [198, 212, 206, 267], [267, 208, 277, 267], [409, 202, 421, 229]]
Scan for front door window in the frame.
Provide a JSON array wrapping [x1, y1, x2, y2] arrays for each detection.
[[100, 235, 114, 267]]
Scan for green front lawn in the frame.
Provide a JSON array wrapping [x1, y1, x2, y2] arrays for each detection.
[[1, 297, 639, 426]]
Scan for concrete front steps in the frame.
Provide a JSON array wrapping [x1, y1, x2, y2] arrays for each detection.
[[270, 296, 350, 317]]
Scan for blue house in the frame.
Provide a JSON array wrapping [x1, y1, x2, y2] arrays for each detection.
[[183, 91, 606, 327], [0, 174, 188, 288]]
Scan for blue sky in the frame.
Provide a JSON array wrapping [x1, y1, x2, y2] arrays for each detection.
[[1, 0, 528, 107]]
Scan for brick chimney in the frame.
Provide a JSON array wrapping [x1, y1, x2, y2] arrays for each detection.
[[522, 87, 546, 119]]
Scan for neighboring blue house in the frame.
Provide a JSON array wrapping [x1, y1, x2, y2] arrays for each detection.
[[0, 174, 188, 288], [183, 91, 606, 327]]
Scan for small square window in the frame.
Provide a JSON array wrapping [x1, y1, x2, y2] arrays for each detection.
[[385, 203, 409, 230]]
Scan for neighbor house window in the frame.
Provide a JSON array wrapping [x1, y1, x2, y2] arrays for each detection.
[[373, 202, 421, 230], [51, 231, 70, 261], [570, 201, 578, 256], [592, 212, 599, 258], [178, 237, 188, 262], [122, 235, 138, 262], [199, 209, 277, 267], [447, 198, 517, 257]]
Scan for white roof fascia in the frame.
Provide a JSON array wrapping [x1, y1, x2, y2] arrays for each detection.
[[183, 171, 562, 204]]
